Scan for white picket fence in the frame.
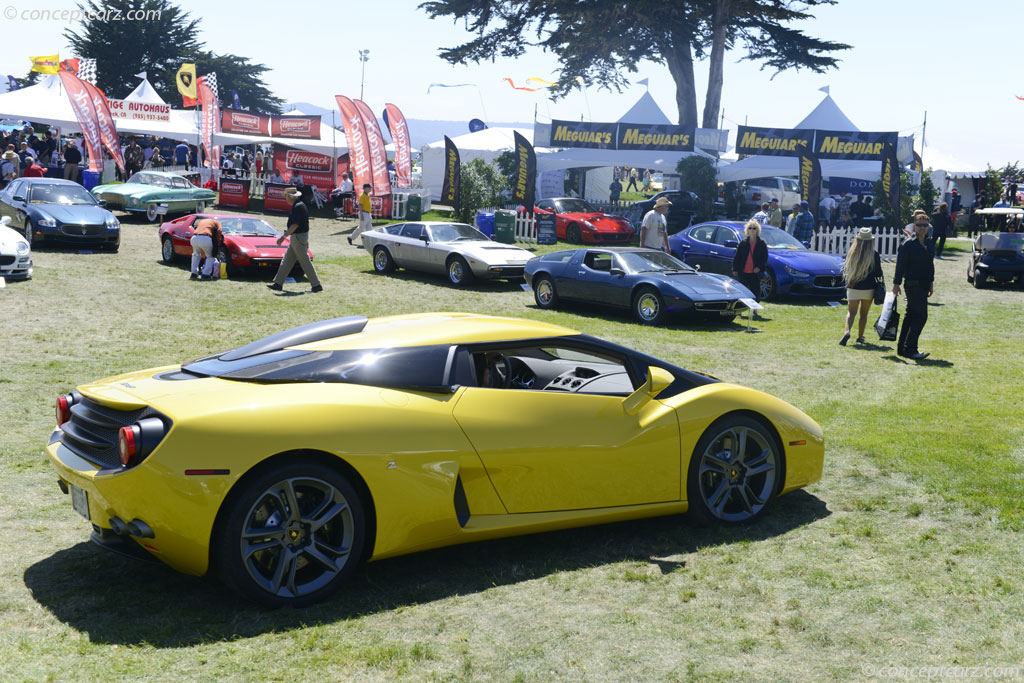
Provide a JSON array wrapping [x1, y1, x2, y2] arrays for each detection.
[[811, 226, 902, 261]]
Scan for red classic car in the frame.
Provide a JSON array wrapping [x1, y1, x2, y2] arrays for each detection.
[[159, 213, 313, 277], [534, 197, 634, 244]]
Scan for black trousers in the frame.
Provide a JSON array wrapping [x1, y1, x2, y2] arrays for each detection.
[[737, 272, 761, 302], [934, 232, 947, 257], [898, 285, 929, 355]]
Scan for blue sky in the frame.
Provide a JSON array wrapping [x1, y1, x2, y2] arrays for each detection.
[[1, 0, 1016, 170]]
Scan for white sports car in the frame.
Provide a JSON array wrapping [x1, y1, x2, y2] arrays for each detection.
[[362, 221, 534, 286], [0, 215, 32, 281]]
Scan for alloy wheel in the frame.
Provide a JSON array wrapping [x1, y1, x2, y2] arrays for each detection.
[[697, 425, 777, 523]]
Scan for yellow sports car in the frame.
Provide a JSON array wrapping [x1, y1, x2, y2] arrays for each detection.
[[47, 313, 824, 607]]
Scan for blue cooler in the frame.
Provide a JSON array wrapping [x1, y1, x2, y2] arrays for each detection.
[[476, 212, 495, 238], [81, 170, 99, 190]]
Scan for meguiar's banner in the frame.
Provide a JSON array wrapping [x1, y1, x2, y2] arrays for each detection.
[[548, 120, 617, 149], [441, 136, 460, 210], [735, 126, 814, 156], [512, 131, 536, 213], [881, 143, 900, 216], [616, 123, 694, 152], [798, 153, 821, 214], [814, 130, 898, 161]]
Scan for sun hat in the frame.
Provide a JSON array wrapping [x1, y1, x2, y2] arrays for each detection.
[[855, 227, 874, 241], [653, 196, 672, 208], [799, 200, 809, 207], [282, 187, 302, 198]]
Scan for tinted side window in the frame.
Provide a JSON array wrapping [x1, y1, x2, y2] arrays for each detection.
[[538, 200, 554, 211], [690, 225, 716, 242], [713, 226, 738, 245], [400, 223, 424, 239], [540, 251, 574, 262]]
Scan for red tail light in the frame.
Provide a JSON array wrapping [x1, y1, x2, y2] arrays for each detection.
[[751, 191, 761, 201], [56, 395, 72, 425], [118, 426, 138, 466]]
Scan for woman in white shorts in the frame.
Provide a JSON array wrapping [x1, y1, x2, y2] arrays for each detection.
[[839, 227, 884, 345]]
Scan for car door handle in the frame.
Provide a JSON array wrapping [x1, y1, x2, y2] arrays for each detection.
[[709, 250, 719, 255], [577, 270, 586, 275]]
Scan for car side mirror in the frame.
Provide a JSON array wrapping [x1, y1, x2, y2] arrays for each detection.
[[12, 195, 24, 202], [724, 240, 739, 248], [97, 198, 107, 206], [623, 366, 675, 415], [610, 267, 625, 276], [419, 234, 430, 243]]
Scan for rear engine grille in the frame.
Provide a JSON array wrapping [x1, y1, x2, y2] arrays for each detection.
[[814, 275, 843, 288], [0, 255, 14, 265], [61, 397, 167, 470]]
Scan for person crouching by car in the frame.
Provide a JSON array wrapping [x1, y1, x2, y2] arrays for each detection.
[[839, 228, 883, 346], [732, 219, 768, 317], [190, 216, 224, 281]]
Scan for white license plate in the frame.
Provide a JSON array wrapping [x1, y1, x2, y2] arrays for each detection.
[[70, 484, 90, 520]]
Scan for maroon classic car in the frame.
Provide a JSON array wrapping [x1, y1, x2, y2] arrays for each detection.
[[534, 197, 634, 244], [159, 213, 313, 277]]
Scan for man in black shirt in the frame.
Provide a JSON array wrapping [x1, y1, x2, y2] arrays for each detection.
[[268, 187, 322, 293], [63, 142, 83, 182], [892, 215, 935, 360]]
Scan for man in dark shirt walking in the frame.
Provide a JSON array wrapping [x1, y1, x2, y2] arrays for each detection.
[[62, 142, 82, 182], [268, 187, 322, 293], [892, 215, 935, 360]]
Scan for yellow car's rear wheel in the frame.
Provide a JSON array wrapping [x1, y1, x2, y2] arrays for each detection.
[[687, 415, 780, 524], [216, 461, 366, 607]]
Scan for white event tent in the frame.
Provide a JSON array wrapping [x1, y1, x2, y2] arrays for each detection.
[[420, 127, 533, 200], [718, 93, 915, 183]]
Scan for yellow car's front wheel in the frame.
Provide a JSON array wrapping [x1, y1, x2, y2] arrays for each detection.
[[215, 460, 367, 607], [687, 415, 782, 524]]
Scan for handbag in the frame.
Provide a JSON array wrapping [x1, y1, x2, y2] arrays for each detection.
[[874, 294, 899, 341], [873, 279, 886, 305]]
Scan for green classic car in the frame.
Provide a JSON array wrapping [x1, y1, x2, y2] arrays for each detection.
[[92, 171, 217, 223]]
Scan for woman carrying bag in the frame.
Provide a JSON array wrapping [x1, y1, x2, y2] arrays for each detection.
[[732, 219, 769, 318], [839, 227, 884, 345]]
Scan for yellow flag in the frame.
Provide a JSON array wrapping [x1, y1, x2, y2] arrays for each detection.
[[30, 55, 60, 75], [176, 63, 197, 99], [526, 77, 556, 87]]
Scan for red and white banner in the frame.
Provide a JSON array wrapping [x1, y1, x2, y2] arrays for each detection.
[[384, 103, 412, 188], [107, 99, 171, 123], [81, 80, 125, 174], [218, 178, 250, 209], [336, 96, 372, 192], [221, 108, 269, 136], [272, 115, 321, 139], [198, 76, 220, 169], [269, 146, 345, 195], [263, 183, 293, 213], [353, 99, 390, 196], [57, 70, 104, 174]]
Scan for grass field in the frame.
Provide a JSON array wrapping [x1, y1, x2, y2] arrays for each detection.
[[2, 210, 1024, 681]]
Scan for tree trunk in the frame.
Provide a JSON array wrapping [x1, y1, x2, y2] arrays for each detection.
[[660, 34, 698, 127], [702, 0, 732, 129]]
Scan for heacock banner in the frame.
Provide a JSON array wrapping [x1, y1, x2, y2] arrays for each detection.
[[57, 70, 104, 173], [352, 99, 390, 195], [735, 126, 814, 157], [512, 131, 536, 212], [198, 77, 221, 169], [384, 103, 412, 189], [336, 96, 372, 191], [81, 80, 125, 174]]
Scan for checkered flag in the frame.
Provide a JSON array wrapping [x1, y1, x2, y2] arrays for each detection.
[[201, 71, 218, 101], [77, 58, 97, 85]]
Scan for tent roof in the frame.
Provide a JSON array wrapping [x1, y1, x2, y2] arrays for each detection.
[[793, 94, 858, 131], [617, 91, 673, 125], [422, 126, 533, 152], [123, 78, 166, 105], [281, 108, 306, 116]]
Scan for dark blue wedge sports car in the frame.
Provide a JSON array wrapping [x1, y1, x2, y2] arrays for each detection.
[[524, 247, 755, 325], [669, 222, 845, 300]]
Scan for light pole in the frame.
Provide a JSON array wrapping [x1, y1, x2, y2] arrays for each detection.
[[358, 50, 370, 101]]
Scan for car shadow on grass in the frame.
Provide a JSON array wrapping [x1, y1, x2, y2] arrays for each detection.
[[526, 301, 753, 332], [24, 489, 828, 647], [362, 268, 528, 294]]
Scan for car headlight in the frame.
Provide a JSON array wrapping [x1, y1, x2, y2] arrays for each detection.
[[784, 265, 810, 277], [17, 241, 29, 254], [128, 197, 139, 206], [105, 216, 120, 229], [36, 216, 56, 228], [582, 220, 596, 230]]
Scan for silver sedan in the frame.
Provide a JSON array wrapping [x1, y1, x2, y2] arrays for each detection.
[[362, 221, 535, 286]]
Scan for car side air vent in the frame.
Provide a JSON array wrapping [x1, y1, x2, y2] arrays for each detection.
[[454, 476, 471, 528], [217, 316, 369, 361]]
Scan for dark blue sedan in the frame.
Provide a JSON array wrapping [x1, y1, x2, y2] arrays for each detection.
[[0, 178, 120, 251], [524, 247, 755, 325], [669, 222, 845, 300]]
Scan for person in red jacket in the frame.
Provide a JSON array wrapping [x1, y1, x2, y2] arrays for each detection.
[[22, 159, 46, 178]]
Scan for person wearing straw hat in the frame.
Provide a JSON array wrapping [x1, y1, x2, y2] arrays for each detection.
[[839, 227, 884, 345], [639, 196, 671, 252], [268, 187, 322, 293], [1, 150, 18, 188]]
